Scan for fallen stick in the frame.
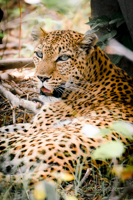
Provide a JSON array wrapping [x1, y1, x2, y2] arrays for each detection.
[[0, 50, 19, 56], [0, 58, 35, 70], [79, 168, 92, 188], [117, 185, 133, 200], [0, 84, 40, 114], [2, 82, 24, 95], [0, 42, 26, 49]]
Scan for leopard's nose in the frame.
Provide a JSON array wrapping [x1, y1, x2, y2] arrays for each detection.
[[37, 75, 51, 82]]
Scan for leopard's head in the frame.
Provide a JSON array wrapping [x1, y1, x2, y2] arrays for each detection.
[[32, 28, 97, 100]]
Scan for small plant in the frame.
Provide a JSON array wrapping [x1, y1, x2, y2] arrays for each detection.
[[86, 12, 133, 65], [90, 121, 133, 198]]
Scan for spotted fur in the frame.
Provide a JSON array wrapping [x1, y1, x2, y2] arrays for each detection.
[[0, 29, 133, 186]]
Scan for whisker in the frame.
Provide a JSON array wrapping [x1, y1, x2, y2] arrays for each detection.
[[64, 85, 95, 102], [23, 61, 34, 68], [69, 85, 89, 95], [68, 80, 102, 86], [61, 83, 90, 95], [46, 78, 101, 87], [56, 87, 70, 95], [43, 77, 102, 97]]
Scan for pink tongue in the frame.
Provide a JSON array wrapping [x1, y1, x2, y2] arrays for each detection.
[[41, 87, 51, 93]]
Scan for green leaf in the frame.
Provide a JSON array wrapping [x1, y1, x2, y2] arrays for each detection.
[[109, 12, 124, 26], [0, 32, 4, 38], [97, 41, 106, 50], [109, 18, 120, 25], [86, 15, 108, 28], [110, 12, 123, 20], [92, 141, 124, 160], [100, 30, 117, 42], [111, 122, 132, 139], [110, 55, 122, 65], [86, 18, 97, 26], [116, 18, 125, 28], [109, 17, 123, 25], [85, 28, 99, 35]]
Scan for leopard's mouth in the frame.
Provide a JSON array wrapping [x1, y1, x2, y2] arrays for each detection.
[[41, 87, 52, 96], [40, 83, 65, 98]]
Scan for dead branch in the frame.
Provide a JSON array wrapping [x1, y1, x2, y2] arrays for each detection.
[[0, 58, 34, 70], [0, 50, 19, 56], [109, 185, 133, 200], [19, 0, 22, 58], [2, 82, 24, 95], [79, 168, 92, 188], [0, 84, 40, 113], [117, 185, 133, 200], [2, 81, 39, 95], [107, 39, 133, 61], [0, 43, 26, 49], [109, 177, 118, 199], [21, 87, 39, 94]]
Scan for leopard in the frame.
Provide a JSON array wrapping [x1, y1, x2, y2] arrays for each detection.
[[0, 28, 133, 187]]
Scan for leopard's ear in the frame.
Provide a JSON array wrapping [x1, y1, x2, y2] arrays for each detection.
[[31, 26, 47, 41], [77, 32, 98, 52]]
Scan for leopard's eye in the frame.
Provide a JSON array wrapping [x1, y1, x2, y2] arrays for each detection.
[[35, 51, 43, 59], [56, 55, 70, 62]]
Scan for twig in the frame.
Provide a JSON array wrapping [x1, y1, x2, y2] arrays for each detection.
[[5, 80, 39, 95], [117, 185, 133, 200], [19, 0, 21, 58], [0, 50, 18, 56], [0, 84, 40, 114], [79, 168, 92, 188], [109, 159, 119, 199], [26, 190, 30, 200], [2, 82, 24, 96], [10, 80, 25, 94], [109, 177, 118, 199], [22, 87, 39, 94], [12, 106, 16, 124], [5, 112, 23, 125], [24, 94, 29, 123], [0, 42, 26, 49]]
